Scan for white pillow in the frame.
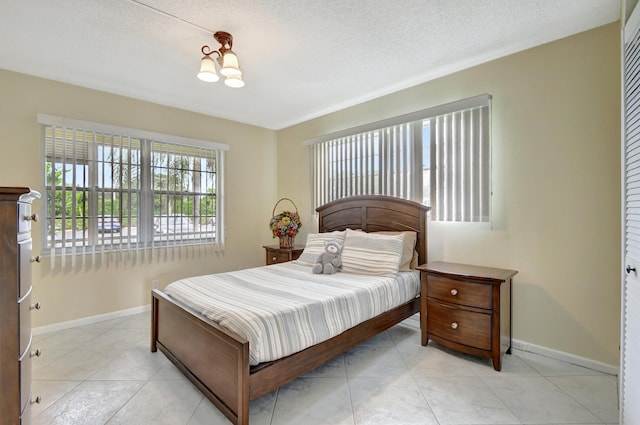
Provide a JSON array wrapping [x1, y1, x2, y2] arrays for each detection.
[[374, 231, 417, 271], [296, 231, 346, 266], [340, 228, 404, 277]]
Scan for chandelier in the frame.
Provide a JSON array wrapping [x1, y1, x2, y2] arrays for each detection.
[[197, 31, 244, 88]]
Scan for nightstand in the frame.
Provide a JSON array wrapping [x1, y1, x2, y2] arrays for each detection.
[[263, 245, 304, 265], [417, 261, 518, 371]]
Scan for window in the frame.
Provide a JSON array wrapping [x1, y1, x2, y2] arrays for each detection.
[[308, 94, 491, 222], [39, 114, 227, 265]]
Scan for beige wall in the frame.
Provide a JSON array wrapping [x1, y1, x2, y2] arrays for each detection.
[[277, 23, 622, 366], [0, 69, 279, 327]]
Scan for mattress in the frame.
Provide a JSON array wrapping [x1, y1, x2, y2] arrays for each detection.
[[164, 262, 420, 365]]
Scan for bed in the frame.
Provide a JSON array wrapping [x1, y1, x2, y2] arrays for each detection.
[[151, 195, 429, 425]]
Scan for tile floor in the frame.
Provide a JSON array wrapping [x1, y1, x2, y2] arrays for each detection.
[[31, 313, 619, 425]]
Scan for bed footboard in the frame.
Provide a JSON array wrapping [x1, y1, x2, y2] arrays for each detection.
[[249, 296, 420, 399], [151, 289, 250, 425]]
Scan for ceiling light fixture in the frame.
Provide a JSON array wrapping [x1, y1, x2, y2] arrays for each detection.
[[197, 31, 244, 88]]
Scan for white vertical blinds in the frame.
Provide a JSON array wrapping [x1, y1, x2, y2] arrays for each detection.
[[39, 115, 227, 267], [622, 4, 640, 423], [430, 105, 490, 221], [308, 95, 491, 221], [310, 122, 421, 209]]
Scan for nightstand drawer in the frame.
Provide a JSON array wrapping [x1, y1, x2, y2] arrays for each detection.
[[267, 250, 291, 265], [263, 245, 303, 265], [427, 300, 491, 350], [427, 276, 491, 309]]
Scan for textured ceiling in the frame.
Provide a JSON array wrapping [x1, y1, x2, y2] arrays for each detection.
[[0, 0, 620, 130]]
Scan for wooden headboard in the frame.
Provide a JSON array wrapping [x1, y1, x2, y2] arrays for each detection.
[[316, 195, 430, 265]]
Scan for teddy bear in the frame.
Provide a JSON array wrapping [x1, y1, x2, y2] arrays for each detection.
[[312, 239, 343, 274]]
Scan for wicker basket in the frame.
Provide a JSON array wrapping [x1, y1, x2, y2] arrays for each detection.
[[279, 235, 295, 249], [270, 198, 300, 249]]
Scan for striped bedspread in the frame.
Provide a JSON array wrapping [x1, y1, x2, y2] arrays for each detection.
[[164, 262, 420, 365]]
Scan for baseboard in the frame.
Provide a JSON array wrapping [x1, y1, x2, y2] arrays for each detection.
[[31, 307, 620, 376], [512, 338, 619, 376], [32, 304, 151, 336], [406, 315, 617, 375]]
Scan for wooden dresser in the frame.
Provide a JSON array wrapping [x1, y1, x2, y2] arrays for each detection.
[[263, 245, 304, 265], [0, 187, 41, 425], [418, 261, 517, 371]]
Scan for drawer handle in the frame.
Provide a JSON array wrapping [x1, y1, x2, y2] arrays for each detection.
[[272, 257, 277, 262], [30, 349, 42, 358], [31, 396, 42, 405], [31, 255, 41, 263], [30, 302, 41, 310], [451, 322, 459, 330], [450, 288, 458, 296], [25, 213, 39, 222]]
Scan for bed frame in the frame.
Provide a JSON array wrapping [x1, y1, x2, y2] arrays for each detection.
[[151, 195, 429, 425]]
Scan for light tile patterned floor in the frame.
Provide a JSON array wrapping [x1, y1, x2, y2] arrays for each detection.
[[31, 313, 619, 425]]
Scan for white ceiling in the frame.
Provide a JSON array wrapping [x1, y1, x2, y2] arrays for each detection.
[[0, 0, 620, 130]]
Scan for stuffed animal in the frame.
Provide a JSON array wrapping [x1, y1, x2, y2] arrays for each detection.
[[312, 239, 343, 274]]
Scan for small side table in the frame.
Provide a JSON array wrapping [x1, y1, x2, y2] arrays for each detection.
[[263, 245, 304, 265], [417, 261, 518, 371]]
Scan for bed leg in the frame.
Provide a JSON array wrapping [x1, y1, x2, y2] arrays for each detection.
[[238, 346, 250, 425], [238, 400, 249, 425], [151, 291, 158, 352], [420, 275, 428, 346]]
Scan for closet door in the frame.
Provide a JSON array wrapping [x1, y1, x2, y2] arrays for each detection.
[[622, 4, 640, 424]]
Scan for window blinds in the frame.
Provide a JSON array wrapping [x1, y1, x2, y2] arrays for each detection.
[[429, 105, 490, 222], [308, 94, 491, 222], [310, 122, 421, 209], [39, 114, 227, 268]]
